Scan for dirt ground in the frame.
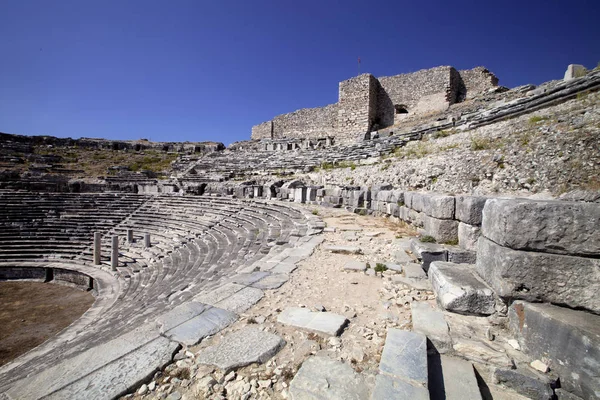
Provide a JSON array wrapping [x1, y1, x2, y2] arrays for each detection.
[[0, 281, 95, 367]]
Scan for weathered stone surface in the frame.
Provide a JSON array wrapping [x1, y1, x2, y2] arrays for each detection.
[[232, 271, 271, 286], [447, 247, 477, 264], [477, 237, 600, 313], [6, 325, 179, 400], [343, 260, 367, 272], [492, 368, 555, 400], [158, 304, 238, 346], [278, 307, 348, 336], [371, 374, 429, 400], [429, 261, 495, 315], [458, 222, 480, 251], [423, 194, 455, 219], [392, 275, 433, 291], [394, 249, 413, 263], [403, 262, 427, 279], [196, 326, 285, 372], [481, 198, 600, 256], [429, 355, 482, 400], [453, 339, 515, 369], [323, 245, 363, 254], [455, 195, 488, 225], [289, 356, 371, 400], [509, 301, 600, 399], [423, 214, 459, 244], [385, 263, 403, 272], [379, 329, 428, 386], [410, 238, 448, 271], [564, 64, 587, 81], [214, 287, 264, 314], [411, 301, 452, 353], [251, 273, 289, 289]]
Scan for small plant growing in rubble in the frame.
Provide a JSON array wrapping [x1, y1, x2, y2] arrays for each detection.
[[374, 263, 388, 273], [420, 235, 436, 243]]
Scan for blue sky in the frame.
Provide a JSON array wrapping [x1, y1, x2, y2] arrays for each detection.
[[1, 0, 598, 145]]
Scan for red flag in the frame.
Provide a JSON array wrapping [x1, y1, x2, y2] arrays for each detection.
[[358, 57, 361, 63]]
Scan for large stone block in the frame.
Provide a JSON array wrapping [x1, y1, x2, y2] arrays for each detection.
[[423, 214, 458, 243], [509, 301, 600, 399], [458, 222, 480, 251], [564, 64, 587, 81], [422, 194, 455, 219], [410, 238, 448, 271], [482, 198, 600, 256], [476, 237, 600, 313], [411, 301, 452, 353], [429, 261, 495, 315], [410, 192, 425, 212], [455, 195, 488, 225]]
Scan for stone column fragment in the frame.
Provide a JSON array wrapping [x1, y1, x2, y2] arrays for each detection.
[[111, 235, 119, 271], [93, 232, 101, 265]]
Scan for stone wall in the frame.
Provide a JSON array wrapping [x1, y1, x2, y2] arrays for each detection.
[[458, 67, 499, 100], [251, 121, 273, 140], [378, 66, 457, 112], [251, 65, 500, 144], [336, 74, 378, 143]]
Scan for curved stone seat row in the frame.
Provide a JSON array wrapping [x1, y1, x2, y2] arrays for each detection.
[[0, 192, 323, 399]]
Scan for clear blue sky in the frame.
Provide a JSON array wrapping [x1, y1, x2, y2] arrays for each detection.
[[1, 0, 598, 145]]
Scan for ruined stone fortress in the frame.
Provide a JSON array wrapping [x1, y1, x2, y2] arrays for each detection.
[[252, 66, 499, 146], [0, 64, 598, 400]]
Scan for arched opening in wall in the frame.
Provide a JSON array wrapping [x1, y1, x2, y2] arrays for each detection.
[[394, 105, 408, 114]]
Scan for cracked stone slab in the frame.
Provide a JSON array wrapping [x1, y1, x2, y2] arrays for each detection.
[[411, 302, 452, 353], [156, 302, 238, 346], [429, 261, 495, 315], [289, 356, 371, 400], [429, 355, 482, 400], [278, 307, 348, 336], [392, 276, 432, 291], [379, 329, 428, 386], [270, 261, 298, 274], [251, 273, 289, 289], [6, 325, 178, 400], [232, 271, 271, 286], [196, 326, 285, 372]]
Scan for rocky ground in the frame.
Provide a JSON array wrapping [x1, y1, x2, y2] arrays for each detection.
[[122, 205, 538, 400], [303, 91, 600, 196]]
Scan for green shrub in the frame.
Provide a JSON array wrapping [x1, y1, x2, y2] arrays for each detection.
[[420, 235, 436, 243], [443, 239, 459, 246], [374, 263, 388, 273], [470, 137, 492, 151]]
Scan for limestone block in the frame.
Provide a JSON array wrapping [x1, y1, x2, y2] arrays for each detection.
[[423, 194, 455, 219], [564, 64, 587, 81], [410, 192, 425, 212], [410, 238, 448, 271], [277, 308, 348, 336], [196, 326, 285, 372], [476, 237, 600, 313], [379, 329, 428, 385], [411, 301, 452, 353], [455, 195, 488, 225], [422, 214, 458, 243], [290, 357, 371, 399], [447, 247, 477, 264], [482, 198, 600, 256], [294, 187, 306, 203], [377, 190, 392, 202], [371, 374, 429, 400], [458, 222, 480, 251], [429, 356, 482, 400], [492, 368, 556, 400], [429, 261, 495, 315], [391, 189, 404, 204], [509, 301, 600, 399]]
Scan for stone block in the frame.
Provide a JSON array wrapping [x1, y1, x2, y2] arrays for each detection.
[[391, 189, 404, 204], [429, 355, 482, 400], [379, 329, 428, 385], [371, 374, 429, 400], [411, 301, 452, 353], [278, 307, 348, 336], [343, 260, 367, 272], [492, 368, 556, 400], [410, 238, 448, 271], [410, 192, 425, 212], [455, 195, 488, 225], [196, 326, 285, 372], [477, 237, 600, 313], [422, 214, 458, 244], [429, 261, 495, 315], [447, 247, 477, 264], [289, 356, 371, 399], [294, 187, 306, 203], [423, 194, 455, 219], [509, 301, 600, 399], [458, 222, 480, 251], [482, 198, 600, 256], [564, 64, 587, 81]]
